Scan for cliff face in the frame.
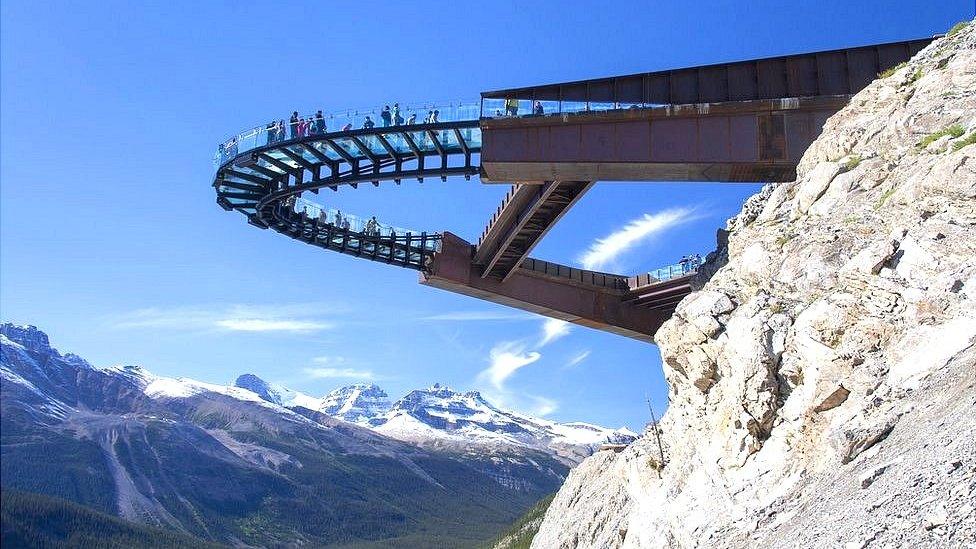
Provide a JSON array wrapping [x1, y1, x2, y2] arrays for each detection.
[[533, 23, 976, 549]]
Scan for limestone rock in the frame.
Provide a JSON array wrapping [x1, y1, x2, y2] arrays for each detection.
[[532, 21, 976, 549]]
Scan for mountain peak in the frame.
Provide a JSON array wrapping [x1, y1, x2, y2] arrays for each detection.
[[234, 373, 281, 404], [0, 323, 51, 353], [320, 384, 391, 423], [103, 364, 155, 386]]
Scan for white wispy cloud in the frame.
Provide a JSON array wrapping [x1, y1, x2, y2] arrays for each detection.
[[302, 367, 376, 380], [477, 342, 541, 391], [578, 207, 698, 271], [539, 318, 571, 347], [112, 303, 338, 334], [526, 395, 558, 416], [420, 310, 534, 322], [474, 339, 562, 417], [564, 350, 591, 368], [215, 319, 332, 332], [311, 355, 347, 366]]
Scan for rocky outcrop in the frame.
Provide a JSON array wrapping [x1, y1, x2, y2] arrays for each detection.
[[533, 22, 976, 548]]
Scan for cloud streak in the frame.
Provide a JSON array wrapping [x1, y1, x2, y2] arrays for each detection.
[[564, 350, 591, 368], [578, 207, 698, 271], [216, 319, 332, 332], [478, 342, 541, 391], [539, 318, 571, 347], [113, 303, 338, 334], [302, 367, 376, 380], [473, 317, 573, 418]]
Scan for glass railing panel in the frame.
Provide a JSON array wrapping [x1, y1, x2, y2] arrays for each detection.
[[215, 102, 481, 170], [225, 197, 257, 206], [589, 102, 617, 112], [217, 184, 261, 195], [481, 98, 505, 118]]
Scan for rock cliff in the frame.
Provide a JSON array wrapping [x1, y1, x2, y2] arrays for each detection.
[[532, 22, 976, 548]]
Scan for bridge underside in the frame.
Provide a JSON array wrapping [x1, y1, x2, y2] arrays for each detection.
[[473, 180, 594, 280], [423, 233, 691, 343]]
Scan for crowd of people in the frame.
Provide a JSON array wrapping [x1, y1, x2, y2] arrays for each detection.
[[283, 196, 387, 237], [255, 103, 457, 146]]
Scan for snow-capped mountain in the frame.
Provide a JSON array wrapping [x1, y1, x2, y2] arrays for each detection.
[[370, 383, 637, 464], [231, 376, 637, 465], [0, 323, 566, 546], [318, 383, 391, 423]]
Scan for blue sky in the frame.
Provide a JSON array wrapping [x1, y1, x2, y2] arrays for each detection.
[[1, 0, 970, 430]]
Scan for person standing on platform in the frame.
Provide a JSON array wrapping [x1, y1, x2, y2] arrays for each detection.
[[392, 103, 402, 125], [381, 106, 392, 127], [289, 112, 299, 139], [505, 98, 518, 116], [266, 121, 276, 144]]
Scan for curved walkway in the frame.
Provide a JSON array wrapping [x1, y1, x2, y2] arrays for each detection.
[[213, 104, 482, 269]]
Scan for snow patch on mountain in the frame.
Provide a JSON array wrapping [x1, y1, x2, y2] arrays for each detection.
[[228, 376, 636, 462], [318, 384, 391, 422], [1, 323, 636, 467], [98, 366, 281, 409]]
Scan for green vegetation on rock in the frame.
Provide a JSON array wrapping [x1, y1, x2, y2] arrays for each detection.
[[878, 61, 906, 79], [946, 20, 970, 37], [485, 493, 556, 549], [952, 132, 976, 151], [916, 124, 965, 149]]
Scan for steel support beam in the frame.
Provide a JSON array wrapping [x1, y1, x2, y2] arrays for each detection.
[[474, 180, 594, 280], [480, 96, 848, 183], [422, 233, 681, 343]]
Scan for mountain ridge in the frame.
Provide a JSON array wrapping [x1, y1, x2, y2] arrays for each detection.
[[0, 323, 569, 547], [230, 374, 637, 465]]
